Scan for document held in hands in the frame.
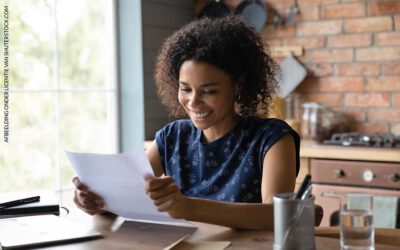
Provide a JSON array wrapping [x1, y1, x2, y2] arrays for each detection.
[[66, 149, 188, 225]]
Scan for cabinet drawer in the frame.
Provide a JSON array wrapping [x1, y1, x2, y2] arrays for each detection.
[[310, 159, 400, 189]]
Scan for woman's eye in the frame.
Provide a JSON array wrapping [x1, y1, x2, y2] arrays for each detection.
[[204, 90, 217, 94], [180, 88, 191, 92]]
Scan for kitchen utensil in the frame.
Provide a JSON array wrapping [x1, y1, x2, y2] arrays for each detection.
[[273, 10, 283, 28], [273, 193, 316, 250], [277, 53, 307, 98], [234, 0, 267, 32], [286, 0, 300, 26], [198, 0, 230, 19]]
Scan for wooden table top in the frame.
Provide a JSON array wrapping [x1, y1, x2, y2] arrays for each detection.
[[41, 211, 400, 250]]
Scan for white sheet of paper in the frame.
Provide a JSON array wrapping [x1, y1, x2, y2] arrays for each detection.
[[66, 149, 188, 225]]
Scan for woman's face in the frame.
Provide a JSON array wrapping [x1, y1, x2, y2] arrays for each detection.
[[178, 60, 238, 137]]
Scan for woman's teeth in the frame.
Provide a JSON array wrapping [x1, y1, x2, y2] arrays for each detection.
[[191, 111, 211, 118]]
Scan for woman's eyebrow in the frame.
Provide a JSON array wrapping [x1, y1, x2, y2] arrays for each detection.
[[179, 81, 219, 87]]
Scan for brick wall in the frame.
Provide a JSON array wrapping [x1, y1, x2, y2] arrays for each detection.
[[195, 0, 400, 135]]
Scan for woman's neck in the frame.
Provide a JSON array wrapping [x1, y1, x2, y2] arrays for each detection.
[[201, 113, 240, 143]]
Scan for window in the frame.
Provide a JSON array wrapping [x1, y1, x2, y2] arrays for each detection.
[[0, 0, 118, 206]]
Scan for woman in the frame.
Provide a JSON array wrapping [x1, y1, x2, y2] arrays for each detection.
[[73, 16, 300, 230]]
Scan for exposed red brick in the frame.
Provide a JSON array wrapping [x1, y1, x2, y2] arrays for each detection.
[[336, 63, 380, 76], [301, 93, 343, 106], [298, 0, 339, 6], [383, 64, 400, 74], [391, 123, 400, 135], [345, 17, 392, 33], [368, 0, 400, 16], [259, 0, 400, 134], [347, 122, 389, 133], [345, 93, 391, 107], [297, 20, 342, 36], [319, 77, 364, 92], [367, 76, 400, 91], [369, 108, 400, 122], [269, 0, 297, 9], [375, 32, 400, 46], [311, 49, 353, 63], [265, 38, 282, 47], [328, 34, 372, 48], [262, 25, 295, 38], [322, 3, 365, 19], [342, 109, 367, 122], [392, 93, 400, 106], [356, 47, 400, 62], [296, 55, 308, 64], [298, 6, 319, 21], [295, 77, 319, 93], [307, 64, 334, 77], [285, 37, 326, 49]]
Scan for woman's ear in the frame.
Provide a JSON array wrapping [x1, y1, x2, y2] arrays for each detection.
[[234, 82, 241, 102], [235, 75, 245, 93]]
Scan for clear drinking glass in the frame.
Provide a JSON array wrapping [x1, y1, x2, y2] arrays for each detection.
[[340, 194, 374, 250]]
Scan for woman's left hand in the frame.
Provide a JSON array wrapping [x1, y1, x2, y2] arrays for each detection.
[[144, 175, 189, 219]]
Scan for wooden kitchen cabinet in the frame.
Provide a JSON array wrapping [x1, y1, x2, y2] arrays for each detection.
[[300, 140, 400, 227], [298, 140, 400, 185], [295, 157, 310, 192]]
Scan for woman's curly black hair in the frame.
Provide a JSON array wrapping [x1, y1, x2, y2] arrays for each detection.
[[155, 15, 279, 118]]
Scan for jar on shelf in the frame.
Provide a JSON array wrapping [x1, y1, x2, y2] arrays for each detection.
[[301, 102, 335, 142]]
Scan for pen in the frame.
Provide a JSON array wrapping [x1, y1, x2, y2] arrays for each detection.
[[294, 174, 311, 200], [282, 175, 313, 244], [0, 196, 40, 210]]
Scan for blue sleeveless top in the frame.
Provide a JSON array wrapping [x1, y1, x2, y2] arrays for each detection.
[[155, 116, 300, 203]]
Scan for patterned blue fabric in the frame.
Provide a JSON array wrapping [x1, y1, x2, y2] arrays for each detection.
[[155, 116, 300, 203]]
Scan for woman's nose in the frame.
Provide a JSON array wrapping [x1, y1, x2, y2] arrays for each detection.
[[188, 92, 201, 107]]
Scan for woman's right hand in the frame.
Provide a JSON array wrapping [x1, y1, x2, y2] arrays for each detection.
[[72, 177, 105, 215]]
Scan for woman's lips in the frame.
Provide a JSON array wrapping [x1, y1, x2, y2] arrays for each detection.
[[189, 110, 212, 120]]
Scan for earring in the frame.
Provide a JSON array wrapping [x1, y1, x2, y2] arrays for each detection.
[[235, 93, 240, 102]]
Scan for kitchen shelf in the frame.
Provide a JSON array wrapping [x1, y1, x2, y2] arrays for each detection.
[[300, 140, 400, 163]]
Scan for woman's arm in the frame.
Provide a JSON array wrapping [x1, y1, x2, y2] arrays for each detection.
[[261, 134, 297, 203], [145, 140, 165, 177], [145, 134, 297, 230]]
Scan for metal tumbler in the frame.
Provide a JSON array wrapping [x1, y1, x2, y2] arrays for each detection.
[[273, 193, 315, 250]]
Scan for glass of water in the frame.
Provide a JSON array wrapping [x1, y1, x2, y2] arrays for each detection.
[[340, 193, 374, 250]]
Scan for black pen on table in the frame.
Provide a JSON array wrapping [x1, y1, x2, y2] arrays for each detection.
[[294, 174, 312, 200], [0, 196, 40, 210]]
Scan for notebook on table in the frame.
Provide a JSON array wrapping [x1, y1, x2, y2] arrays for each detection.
[[0, 192, 59, 218], [0, 215, 102, 249]]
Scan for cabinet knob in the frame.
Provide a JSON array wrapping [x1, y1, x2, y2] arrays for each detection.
[[362, 170, 374, 182], [335, 169, 345, 178], [389, 173, 400, 182]]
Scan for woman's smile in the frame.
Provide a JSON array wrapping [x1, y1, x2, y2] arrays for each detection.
[[188, 110, 213, 120], [178, 60, 239, 142]]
